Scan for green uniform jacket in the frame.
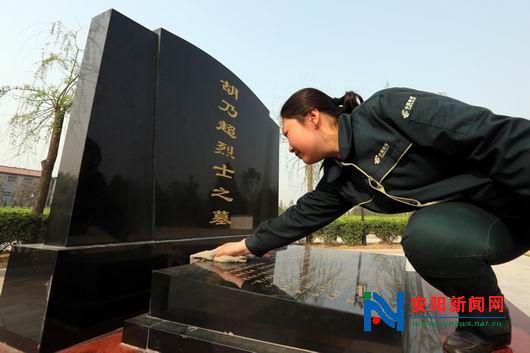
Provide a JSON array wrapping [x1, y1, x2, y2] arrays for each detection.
[[245, 87, 530, 256]]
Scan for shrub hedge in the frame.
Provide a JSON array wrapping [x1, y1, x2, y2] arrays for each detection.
[[312, 215, 409, 245], [0, 208, 48, 250], [0, 208, 408, 249]]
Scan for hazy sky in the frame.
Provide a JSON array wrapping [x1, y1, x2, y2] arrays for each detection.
[[1, 0, 529, 204]]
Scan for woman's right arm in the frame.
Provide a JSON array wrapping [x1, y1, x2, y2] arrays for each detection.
[[244, 179, 353, 256]]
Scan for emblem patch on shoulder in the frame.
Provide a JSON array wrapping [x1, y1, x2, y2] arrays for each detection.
[[401, 96, 416, 119], [374, 143, 390, 165]]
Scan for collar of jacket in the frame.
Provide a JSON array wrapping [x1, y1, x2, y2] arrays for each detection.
[[321, 113, 354, 183], [338, 113, 354, 161], [322, 110, 413, 185]]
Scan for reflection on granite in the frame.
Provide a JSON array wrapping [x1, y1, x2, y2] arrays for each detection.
[[123, 247, 530, 352], [0, 247, 57, 353], [404, 272, 444, 353], [148, 246, 405, 353]]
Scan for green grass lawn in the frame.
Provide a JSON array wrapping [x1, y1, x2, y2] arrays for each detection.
[[0, 207, 50, 216]]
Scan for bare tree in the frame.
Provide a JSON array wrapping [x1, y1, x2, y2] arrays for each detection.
[[278, 127, 322, 244], [0, 22, 83, 214]]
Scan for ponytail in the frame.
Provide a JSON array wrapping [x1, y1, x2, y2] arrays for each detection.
[[332, 91, 364, 114], [281, 88, 363, 120]]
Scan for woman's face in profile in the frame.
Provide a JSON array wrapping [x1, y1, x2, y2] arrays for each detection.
[[282, 113, 325, 165]]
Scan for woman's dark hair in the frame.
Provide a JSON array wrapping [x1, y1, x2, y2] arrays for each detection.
[[280, 88, 363, 120]]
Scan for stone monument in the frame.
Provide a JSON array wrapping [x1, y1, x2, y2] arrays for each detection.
[[0, 9, 278, 353]]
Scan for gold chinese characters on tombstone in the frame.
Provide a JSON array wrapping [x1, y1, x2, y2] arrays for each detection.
[[210, 80, 240, 226]]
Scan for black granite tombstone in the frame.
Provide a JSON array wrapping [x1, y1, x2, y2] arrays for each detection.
[[0, 9, 278, 353], [124, 246, 428, 353]]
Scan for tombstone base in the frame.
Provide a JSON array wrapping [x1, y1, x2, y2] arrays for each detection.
[[0, 235, 245, 353], [126, 247, 409, 353], [123, 314, 310, 353], [123, 247, 530, 353]]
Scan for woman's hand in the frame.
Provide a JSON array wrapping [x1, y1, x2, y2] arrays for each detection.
[[214, 239, 251, 258]]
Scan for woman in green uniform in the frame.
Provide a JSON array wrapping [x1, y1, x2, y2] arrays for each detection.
[[215, 87, 530, 353]]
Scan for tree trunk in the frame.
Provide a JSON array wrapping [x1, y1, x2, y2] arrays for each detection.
[[32, 109, 64, 215], [305, 165, 314, 244], [361, 207, 367, 245]]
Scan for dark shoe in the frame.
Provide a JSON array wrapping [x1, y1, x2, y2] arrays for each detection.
[[443, 330, 511, 353]]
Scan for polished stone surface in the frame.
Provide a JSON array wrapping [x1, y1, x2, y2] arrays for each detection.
[[153, 29, 278, 240], [46, 10, 278, 247], [127, 248, 530, 352], [0, 7, 278, 353], [46, 10, 157, 247], [0, 247, 57, 353], [0, 236, 245, 353], [124, 314, 314, 353], [403, 272, 444, 353], [149, 246, 406, 353]]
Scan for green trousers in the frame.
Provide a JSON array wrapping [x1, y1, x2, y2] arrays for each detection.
[[401, 201, 530, 337]]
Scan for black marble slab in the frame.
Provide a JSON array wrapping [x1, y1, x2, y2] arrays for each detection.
[[124, 249, 530, 353], [0, 235, 245, 353], [153, 29, 278, 240], [403, 272, 444, 353], [148, 246, 406, 353], [46, 9, 278, 248], [46, 9, 157, 247], [123, 314, 315, 353]]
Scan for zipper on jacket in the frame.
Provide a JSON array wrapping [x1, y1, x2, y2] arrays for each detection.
[[340, 159, 457, 208]]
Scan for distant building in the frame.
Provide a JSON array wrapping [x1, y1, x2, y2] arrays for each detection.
[[0, 165, 56, 208]]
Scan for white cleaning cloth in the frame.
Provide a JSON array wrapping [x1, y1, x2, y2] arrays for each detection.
[[189, 249, 247, 264]]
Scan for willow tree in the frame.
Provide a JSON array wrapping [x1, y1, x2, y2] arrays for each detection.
[[0, 22, 82, 214]]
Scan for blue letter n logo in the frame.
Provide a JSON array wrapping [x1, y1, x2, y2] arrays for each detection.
[[363, 291, 404, 332]]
